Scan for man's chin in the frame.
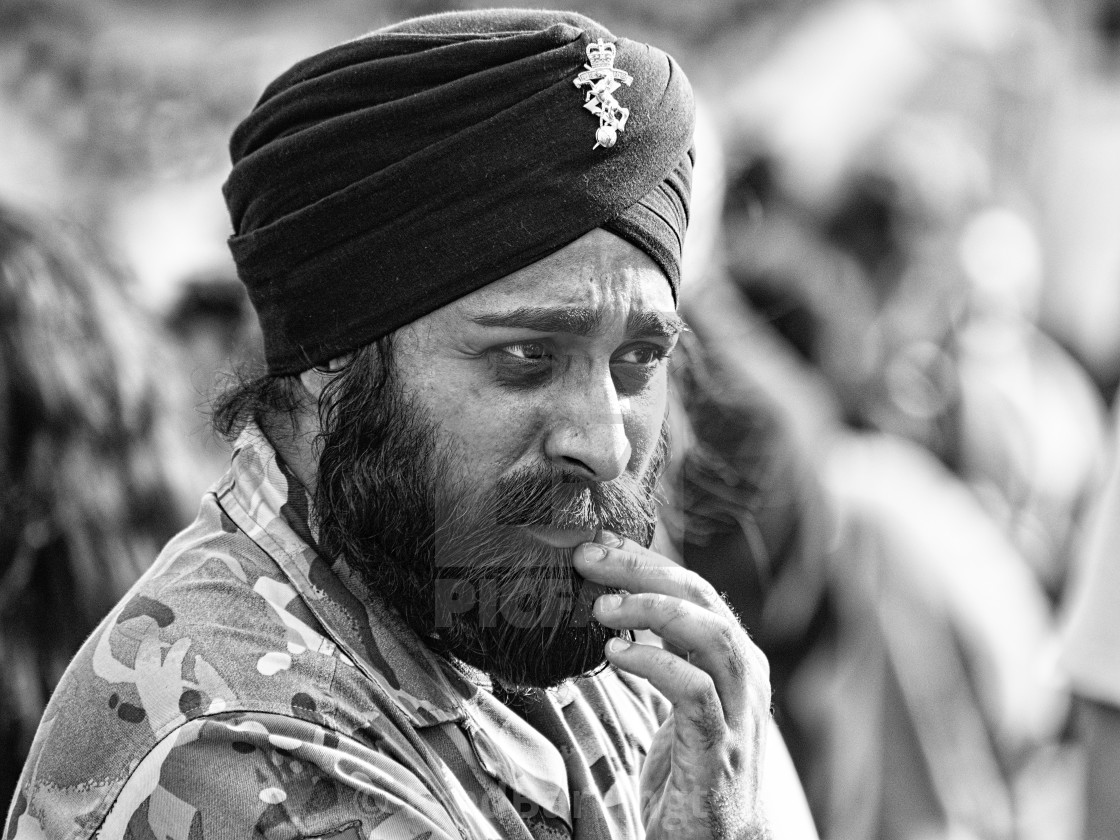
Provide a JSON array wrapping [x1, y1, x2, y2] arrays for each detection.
[[432, 622, 615, 690], [420, 535, 621, 688]]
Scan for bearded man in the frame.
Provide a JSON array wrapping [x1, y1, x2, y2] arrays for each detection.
[[5, 10, 816, 840]]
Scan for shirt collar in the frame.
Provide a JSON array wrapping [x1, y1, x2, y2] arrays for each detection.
[[216, 423, 471, 728]]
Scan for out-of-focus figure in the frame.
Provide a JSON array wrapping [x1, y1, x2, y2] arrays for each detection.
[[0, 202, 195, 807], [163, 271, 262, 489], [1038, 0, 1120, 401], [663, 102, 835, 840], [1060, 395, 1120, 840], [953, 205, 1109, 599], [723, 137, 1108, 604], [683, 1, 1109, 838]]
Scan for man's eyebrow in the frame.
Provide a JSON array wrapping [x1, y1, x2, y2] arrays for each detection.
[[469, 306, 685, 338], [626, 310, 687, 339], [470, 307, 603, 336]]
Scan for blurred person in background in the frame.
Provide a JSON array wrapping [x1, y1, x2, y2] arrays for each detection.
[[1060, 393, 1120, 840], [0, 0, 263, 503], [711, 0, 1109, 598], [676, 148, 1071, 840], [163, 271, 263, 486], [1037, 0, 1120, 401], [691, 1, 1107, 838], [0, 200, 197, 808], [658, 99, 839, 834]]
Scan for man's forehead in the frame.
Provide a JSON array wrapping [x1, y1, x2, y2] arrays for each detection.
[[453, 229, 676, 322], [465, 305, 685, 340]]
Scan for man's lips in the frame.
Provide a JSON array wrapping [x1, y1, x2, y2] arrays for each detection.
[[521, 526, 597, 549]]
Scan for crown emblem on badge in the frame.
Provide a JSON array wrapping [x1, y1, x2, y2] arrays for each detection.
[[573, 38, 633, 150], [586, 39, 616, 70]]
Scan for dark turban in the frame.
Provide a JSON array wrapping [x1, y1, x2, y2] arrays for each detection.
[[224, 9, 695, 374]]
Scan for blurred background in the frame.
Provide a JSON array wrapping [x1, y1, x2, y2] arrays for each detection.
[[2, 0, 1119, 837]]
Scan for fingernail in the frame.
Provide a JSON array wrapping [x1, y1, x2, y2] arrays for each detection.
[[607, 637, 630, 654], [597, 528, 624, 548], [598, 593, 623, 612], [579, 543, 607, 563]]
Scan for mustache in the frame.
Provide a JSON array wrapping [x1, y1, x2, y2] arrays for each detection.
[[493, 472, 648, 530], [434, 428, 670, 554]]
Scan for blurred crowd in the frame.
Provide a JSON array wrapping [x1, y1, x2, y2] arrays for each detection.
[[2, 0, 1119, 837]]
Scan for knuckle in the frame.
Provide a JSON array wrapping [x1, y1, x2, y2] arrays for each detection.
[[666, 598, 690, 623], [682, 574, 713, 603], [716, 622, 740, 653], [637, 592, 665, 612], [682, 666, 717, 702], [718, 625, 748, 681], [726, 741, 746, 774], [649, 596, 691, 638], [686, 575, 723, 612], [684, 679, 724, 747], [619, 550, 644, 575]]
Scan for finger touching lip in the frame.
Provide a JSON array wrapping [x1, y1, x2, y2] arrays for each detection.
[[573, 542, 705, 604]]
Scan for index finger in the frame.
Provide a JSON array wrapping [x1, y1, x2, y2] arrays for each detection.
[[573, 529, 737, 625]]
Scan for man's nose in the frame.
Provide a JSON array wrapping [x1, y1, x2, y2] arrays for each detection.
[[543, 372, 631, 482]]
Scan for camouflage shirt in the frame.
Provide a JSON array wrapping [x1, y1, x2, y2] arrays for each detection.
[[5, 426, 667, 840]]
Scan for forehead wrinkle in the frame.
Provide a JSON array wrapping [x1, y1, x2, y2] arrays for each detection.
[[451, 230, 675, 336]]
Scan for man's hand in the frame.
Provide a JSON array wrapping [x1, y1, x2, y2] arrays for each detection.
[[574, 530, 773, 840]]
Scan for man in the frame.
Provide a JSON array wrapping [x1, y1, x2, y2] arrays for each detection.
[[5, 10, 814, 839]]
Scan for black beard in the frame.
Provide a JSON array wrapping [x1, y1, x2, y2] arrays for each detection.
[[313, 359, 668, 689]]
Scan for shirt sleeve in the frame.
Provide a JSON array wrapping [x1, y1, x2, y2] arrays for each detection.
[[87, 712, 464, 840]]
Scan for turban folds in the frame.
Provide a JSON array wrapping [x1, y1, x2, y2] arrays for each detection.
[[224, 9, 695, 374]]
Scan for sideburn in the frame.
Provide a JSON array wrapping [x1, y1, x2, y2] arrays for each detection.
[[313, 338, 443, 614]]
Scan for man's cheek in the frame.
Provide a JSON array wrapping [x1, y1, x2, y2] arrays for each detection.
[[623, 399, 667, 471]]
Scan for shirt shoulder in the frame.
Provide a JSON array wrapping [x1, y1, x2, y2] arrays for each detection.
[[5, 495, 437, 840], [9, 711, 463, 840]]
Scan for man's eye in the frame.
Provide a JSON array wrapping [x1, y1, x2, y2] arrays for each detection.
[[611, 344, 671, 395], [613, 344, 668, 366], [490, 342, 555, 388], [501, 342, 550, 361]]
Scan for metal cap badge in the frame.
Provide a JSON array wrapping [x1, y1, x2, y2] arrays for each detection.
[[573, 39, 633, 149]]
